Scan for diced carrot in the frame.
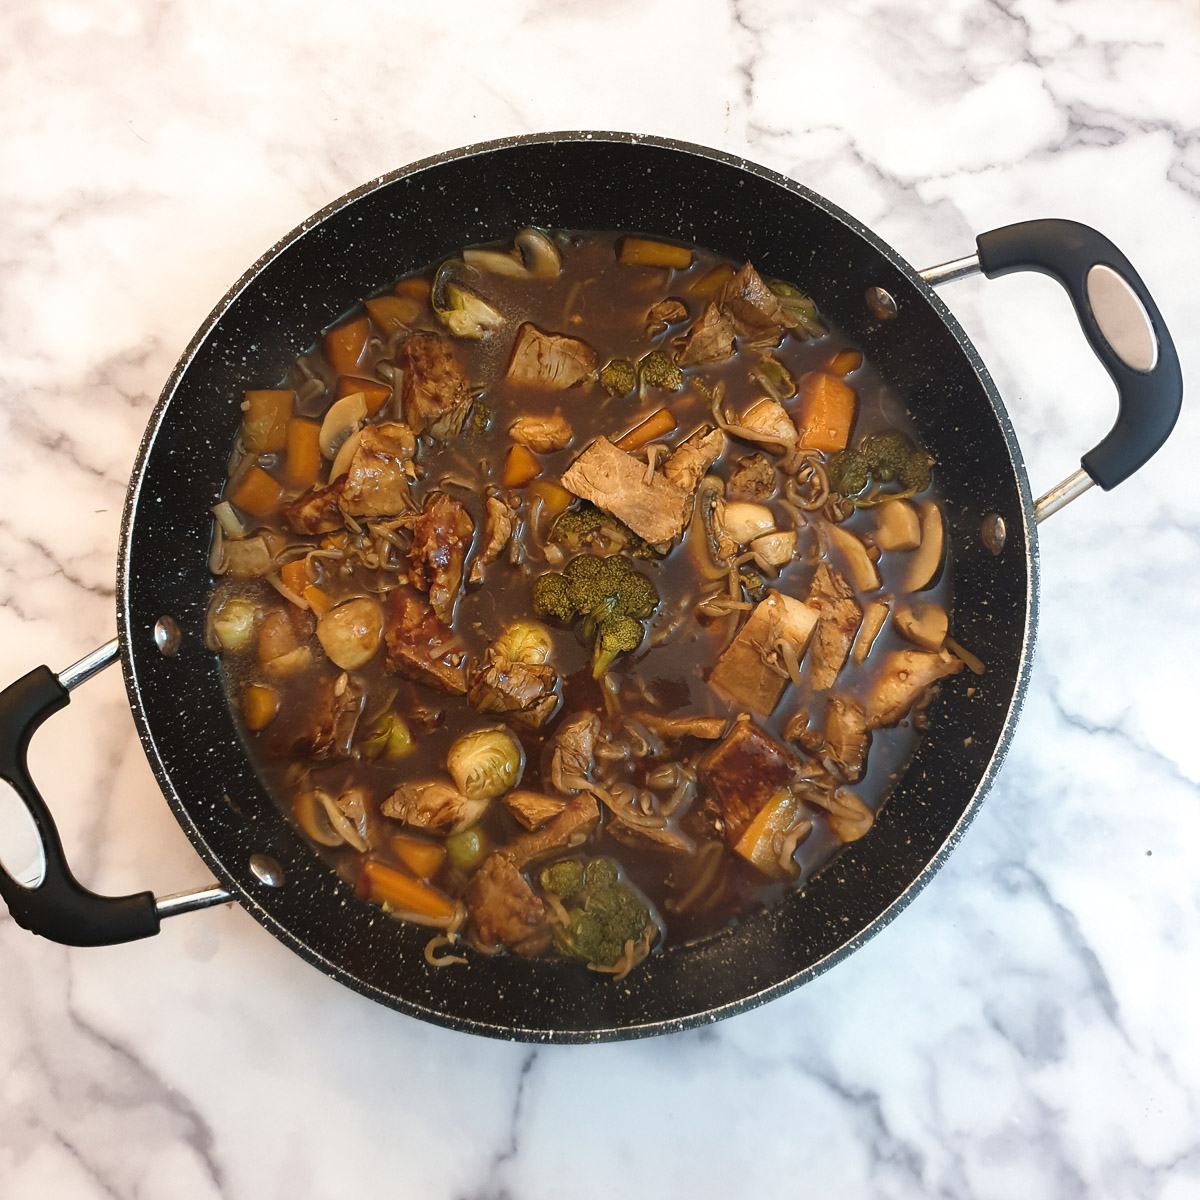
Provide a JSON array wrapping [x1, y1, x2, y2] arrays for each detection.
[[228, 466, 283, 517], [280, 559, 309, 596], [302, 584, 333, 617], [336, 374, 391, 416], [617, 237, 693, 270], [284, 418, 323, 490], [365, 294, 421, 338], [529, 479, 574, 519], [795, 372, 857, 453], [241, 683, 280, 731], [613, 406, 676, 451], [355, 859, 459, 926], [323, 314, 369, 375], [734, 789, 806, 879], [394, 277, 429, 300], [501, 443, 540, 487], [391, 835, 447, 881], [241, 389, 292, 453], [826, 349, 863, 378], [689, 263, 735, 297]]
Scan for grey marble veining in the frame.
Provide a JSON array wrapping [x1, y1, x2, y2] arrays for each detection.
[[1, 0, 1198, 1196]]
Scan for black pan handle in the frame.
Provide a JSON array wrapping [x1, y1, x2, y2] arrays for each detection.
[[974, 219, 1182, 492], [0, 641, 161, 946]]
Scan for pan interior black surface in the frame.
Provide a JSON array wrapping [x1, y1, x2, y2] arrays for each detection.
[[118, 133, 1036, 1041]]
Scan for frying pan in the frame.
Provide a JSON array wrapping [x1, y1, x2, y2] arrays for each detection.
[[0, 133, 1181, 1042]]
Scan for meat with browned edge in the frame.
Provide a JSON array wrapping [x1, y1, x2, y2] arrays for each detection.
[[408, 492, 474, 624], [382, 586, 468, 694], [398, 333, 472, 438]]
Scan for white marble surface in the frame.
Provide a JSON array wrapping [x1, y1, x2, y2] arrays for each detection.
[[2, 1, 1198, 1196]]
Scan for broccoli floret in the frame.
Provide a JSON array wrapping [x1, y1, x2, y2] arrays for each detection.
[[756, 353, 796, 399], [549, 501, 658, 558], [829, 449, 870, 495], [592, 615, 643, 678], [540, 859, 585, 898], [599, 358, 636, 397], [530, 553, 659, 676], [531, 573, 575, 622], [639, 350, 683, 391], [468, 402, 493, 436], [550, 857, 656, 968], [740, 569, 768, 604], [898, 451, 933, 494], [859, 431, 913, 484]]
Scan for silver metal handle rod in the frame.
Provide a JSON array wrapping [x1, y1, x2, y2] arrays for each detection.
[[156, 884, 233, 919], [919, 254, 982, 286], [1033, 468, 1095, 523], [57, 638, 120, 691]]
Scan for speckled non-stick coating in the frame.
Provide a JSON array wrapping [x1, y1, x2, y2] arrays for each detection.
[[117, 133, 1038, 1042]]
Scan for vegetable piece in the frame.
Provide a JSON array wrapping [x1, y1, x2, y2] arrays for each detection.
[[864, 649, 962, 728], [461, 228, 562, 278], [613, 407, 676, 451], [592, 615, 643, 678], [945, 636, 985, 675], [316, 597, 383, 670], [241, 683, 279, 730], [431, 262, 505, 339], [530, 479, 574, 519], [329, 428, 362, 482], [303, 585, 333, 617], [319, 391, 368, 459], [795, 372, 857, 453], [872, 500, 922, 551], [383, 781, 485, 834], [750, 530, 795, 569], [256, 608, 302, 664], [689, 263, 735, 297], [550, 858, 656, 970], [391, 835, 446, 880], [766, 279, 824, 338], [825, 522, 881, 592], [617, 238, 693, 270], [336, 374, 391, 416], [599, 358, 636, 396], [279, 559, 308, 596], [446, 728, 524, 803], [360, 711, 415, 761], [894, 602, 949, 651], [905, 502, 944, 591], [826, 349, 863, 377], [852, 599, 889, 665], [354, 859, 460, 927], [220, 536, 272, 579], [364, 294, 421, 337], [733, 789, 809, 879], [755, 354, 796, 399], [493, 621, 552, 665], [446, 825, 488, 871], [639, 351, 683, 391], [284, 419, 323, 490], [208, 595, 257, 652], [502, 443, 541, 487], [806, 563, 863, 691], [228, 466, 283, 517], [293, 791, 345, 847], [719, 501, 776, 545], [324, 315, 369, 375], [241, 390, 292, 453], [540, 859, 585, 896], [828, 449, 869, 496], [737, 398, 798, 452]]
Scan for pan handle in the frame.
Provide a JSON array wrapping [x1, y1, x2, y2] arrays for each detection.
[[921, 219, 1182, 519], [0, 639, 230, 946]]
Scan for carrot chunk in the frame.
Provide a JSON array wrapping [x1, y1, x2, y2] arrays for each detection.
[[228, 465, 283, 517], [795, 372, 857, 453], [529, 479, 574, 519], [365, 294, 421, 337], [336, 374, 391, 416], [323, 314, 369, 375], [689, 263, 735, 297], [284, 418, 323, 490], [391, 835, 447, 881], [301, 584, 333, 617], [241, 683, 280, 731], [825, 349, 863, 378], [355, 859, 459, 926], [280, 559, 309, 595], [617, 238, 693, 270], [501, 444, 540, 487], [241, 389, 292, 453], [613, 406, 676, 451], [734, 789, 806, 879]]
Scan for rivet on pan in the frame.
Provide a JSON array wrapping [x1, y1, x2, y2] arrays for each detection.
[[981, 514, 1007, 555], [865, 286, 898, 321], [153, 616, 181, 656], [249, 854, 285, 887]]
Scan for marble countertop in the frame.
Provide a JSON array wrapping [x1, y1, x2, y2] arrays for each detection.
[[2, 1, 1198, 1196]]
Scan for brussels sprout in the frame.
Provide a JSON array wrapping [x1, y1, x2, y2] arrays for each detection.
[[208, 595, 257, 652], [445, 825, 488, 871], [360, 712, 415, 762], [446, 727, 524, 802], [431, 261, 504, 339], [493, 621, 552, 665]]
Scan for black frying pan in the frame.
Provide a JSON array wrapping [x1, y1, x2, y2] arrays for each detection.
[[0, 133, 1181, 1042]]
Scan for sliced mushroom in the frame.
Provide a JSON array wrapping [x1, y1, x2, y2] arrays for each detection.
[[329, 427, 363, 481], [750, 530, 796, 570], [905, 502, 944, 591], [894, 602, 948, 651], [719, 501, 776, 545], [319, 392, 367, 459], [825, 522, 881, 592], [461, 228, 561, 279]]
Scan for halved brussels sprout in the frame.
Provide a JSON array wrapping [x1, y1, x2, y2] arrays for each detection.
[[431, 261, 505, 339], [446, 727, 524, 803], [493, 621, 552, 665]]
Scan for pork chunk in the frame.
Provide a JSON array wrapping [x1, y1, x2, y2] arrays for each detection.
[[714, 262, 793, 346], [468, 652, 560, 731], [284, 482, 344, 535], [560, 436, 689, 544], [506, 323, 596, 390], [467, 854, 549, 955], [806, 564, 863, 691], [864, 649, 962, 728], [698, 715, 803, 845], [663, 427, 724, 494], [725, 453, 777, 503], [675, 301, 736, 366], [823, 696, 869, 781], [408, 492, 474, 624], [340, 423, 416, 517], [508, 414, 573, 453], [397, 333, 472, 438], [381, 780, 486, 835], [505, 793, 600, 869], [503, 790, 567, 832], [709, 591, 819, 717], [467, 496, 515, 586], [382, 586, 468, 694], [547, 712, 600, 793], [291, 672, 364, 760]]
